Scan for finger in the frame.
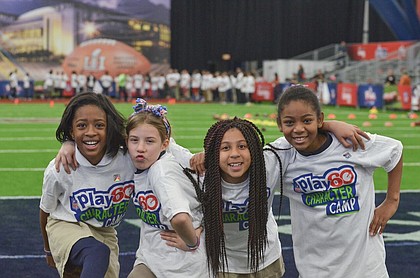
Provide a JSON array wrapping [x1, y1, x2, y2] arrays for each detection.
[[63, 163, 72, 175], [355, 128, 370, 141], [369, 218, 379, 236], [338, 138, 351, 149], [55, 156, 62, 172], [354, 133, 365, 151]]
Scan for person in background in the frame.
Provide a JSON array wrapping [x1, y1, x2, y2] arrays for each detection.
[[44, 69, 54, 99], [86, 73, 96, 92], [133, 72, 144, 98], [100, 71, 113, 97], [23, 72, 32, 100], [384, 68, 396, 86], [77, 72, 87, 94], [399, 70, 411, 86], [118, 72, 128, 102], [71, 71, 79, 96], [297, 64, 305, 83]]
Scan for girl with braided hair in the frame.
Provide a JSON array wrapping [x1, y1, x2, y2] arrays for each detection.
[[187, 117, 286, 277]]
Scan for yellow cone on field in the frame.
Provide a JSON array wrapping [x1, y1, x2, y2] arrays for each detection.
[[369, 107, 378, 114]]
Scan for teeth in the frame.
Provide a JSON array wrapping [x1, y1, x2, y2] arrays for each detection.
[[294, 137, 305, 142], [229, 163, 242, 167], [85, 141, 97, 145]]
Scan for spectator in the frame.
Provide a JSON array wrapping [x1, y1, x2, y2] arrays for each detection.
[[297, 64, 305, 82], [100, 71, 113, 97], [385, 68, 397, 86], [399, 70, 411, 86]]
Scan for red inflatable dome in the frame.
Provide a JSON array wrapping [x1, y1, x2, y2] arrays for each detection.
[[62, 38, 151, 78]]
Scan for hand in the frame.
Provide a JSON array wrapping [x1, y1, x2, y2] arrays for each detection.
[[369, 198, 399, 236], [190, 152, 206, 176], [160, 230, 190, 251], [160, 226, 203, 251], [324, 121, 370, 151], [45, 254, 56, 268], [54, 141, 77, 174]]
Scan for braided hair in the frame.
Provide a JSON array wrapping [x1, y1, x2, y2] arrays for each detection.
[[185, 117, 268, 276]]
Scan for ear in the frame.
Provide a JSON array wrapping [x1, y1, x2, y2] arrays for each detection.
[[162, 138, 170, 150], [318, 112, 324, 128], [277, 117, 283, 132]]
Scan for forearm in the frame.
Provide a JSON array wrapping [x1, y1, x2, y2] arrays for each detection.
[[386, 156, 403, 202], [170, 212, 197, 247], [39, 210, 50, 251]]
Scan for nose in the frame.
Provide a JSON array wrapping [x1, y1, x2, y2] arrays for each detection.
[[293, 122, 305, 133], [85, 125, 97, 136], [136, 140, 146, 152], [229, 147, 240, 158]]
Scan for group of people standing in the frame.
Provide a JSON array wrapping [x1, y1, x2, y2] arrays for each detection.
[[38, 67, 258, 104], [6, 69, 33, 100], [107, 67, 258, 104], [39, 84, 403, 278]]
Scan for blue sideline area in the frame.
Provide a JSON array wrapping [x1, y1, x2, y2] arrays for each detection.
[[1, 193, 419, 277]]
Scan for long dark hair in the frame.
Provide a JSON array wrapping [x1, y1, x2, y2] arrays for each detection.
[[185, 117, 268, 276]]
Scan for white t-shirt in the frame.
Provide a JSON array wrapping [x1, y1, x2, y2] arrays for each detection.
[[132, 152, 208, 277], [282, 133, 402, 278], [40, 148, 135, 228]]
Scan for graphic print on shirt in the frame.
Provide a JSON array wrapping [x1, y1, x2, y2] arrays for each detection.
[[70, 181, 134, 227], [293, 165, 360, 215], [133, 190, 169, 230], [223, 188, 271, 230]]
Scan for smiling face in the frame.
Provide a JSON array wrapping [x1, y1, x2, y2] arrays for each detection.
[[127, 123, 169, 170], [219, 128, 251, 183], [71, 104, 107, 165], [278, 100, 325, 154]]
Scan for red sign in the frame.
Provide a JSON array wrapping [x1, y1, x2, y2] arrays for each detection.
[[337, 83, 358, 107], [398, 85, 412, 111], [252, 82, 274, 101], [347, 41, 414, 61]]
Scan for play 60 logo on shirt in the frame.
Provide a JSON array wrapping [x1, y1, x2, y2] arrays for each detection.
[[70, 181, 134, 227], [293, 165, 360, 215], [133, 190, 168, 230]]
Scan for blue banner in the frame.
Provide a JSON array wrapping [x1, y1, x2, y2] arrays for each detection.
[[357, 84, 383, 108]]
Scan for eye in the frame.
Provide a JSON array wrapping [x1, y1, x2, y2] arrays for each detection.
[[76, 123, 86, 129], [95, 122, 106, 129], [283, 120, 294, 126], [220, 145, 230, 151], [146, 138, 156, 144], [303, 118, 313, 124], [129, 137, 138, 143], [238, 143, 248, 150]]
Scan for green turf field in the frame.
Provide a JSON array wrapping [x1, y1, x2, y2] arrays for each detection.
[[0, 100, 418, 196]]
